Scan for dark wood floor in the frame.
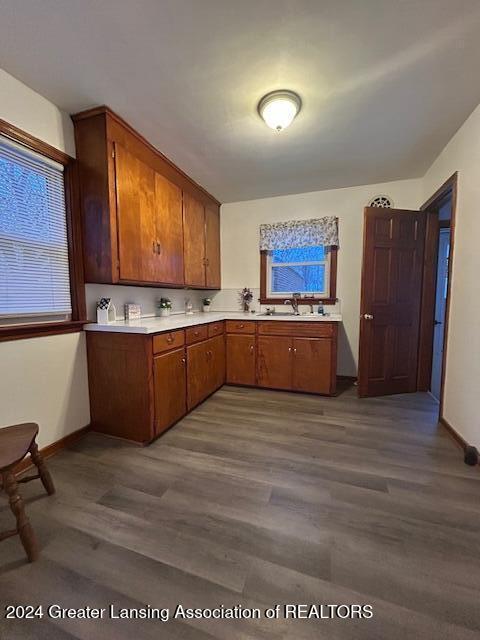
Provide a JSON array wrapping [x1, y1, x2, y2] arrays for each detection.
[[1, 384, 480, 640]]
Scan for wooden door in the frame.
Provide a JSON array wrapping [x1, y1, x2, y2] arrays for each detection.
[[186, 340, 209, 410], [205, 204, 221, 288], [183, 192, 206, 287], [257, 336, 293, 390], [293, 338, 334, 394], [226, 334, 256, 385], [114, 144, 157, 282], [209, 335, 225, 393], [154, 348, 186, 435], [358, 207, 426, 397], [154, 173, 184, 285]]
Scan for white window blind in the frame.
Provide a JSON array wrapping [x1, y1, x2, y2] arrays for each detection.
[[0, 135, 71, 322]]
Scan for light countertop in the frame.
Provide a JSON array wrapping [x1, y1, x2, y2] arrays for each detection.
[[83, 311, 342, 334]]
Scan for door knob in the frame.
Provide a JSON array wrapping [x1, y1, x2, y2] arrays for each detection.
[[363, 314, 374, 320]]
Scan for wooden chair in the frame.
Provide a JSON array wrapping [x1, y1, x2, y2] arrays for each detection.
[[0, 423, 55, 562]]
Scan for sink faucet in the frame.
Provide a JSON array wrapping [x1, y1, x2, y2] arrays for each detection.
[[284, 293, 300, 315]]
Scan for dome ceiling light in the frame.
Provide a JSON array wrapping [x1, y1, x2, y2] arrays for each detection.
[[258, 90, 302, 132]]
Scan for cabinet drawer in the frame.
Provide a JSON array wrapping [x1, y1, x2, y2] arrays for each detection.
[[258, 321, 335, 338], [225, 320, 256, 334], [208, 321, 224, 337], [153, 330, 185, 354], [186, 324, 209, 345]]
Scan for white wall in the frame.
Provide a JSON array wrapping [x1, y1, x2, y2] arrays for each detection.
[[422, 104, 480, 450], [220, 179, 422, 376], [0, 69, 90, 448], [85, 284, 209, 321]]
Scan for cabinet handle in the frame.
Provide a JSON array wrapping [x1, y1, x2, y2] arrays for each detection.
[[288, 347, 292, 352], [293, 348, 297, 354], [238, 324, 244, 328], [194, 331, 199, 336], [205, 258, 210, 266], [152, 241, 156, 253], [157, 241, 161, 254], [167, 335, 173, 343], [181, 357, 186, 364], [250, 345, 254, 353]]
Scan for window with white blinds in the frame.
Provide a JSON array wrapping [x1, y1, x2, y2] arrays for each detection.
[[0, 135, 71, 323]]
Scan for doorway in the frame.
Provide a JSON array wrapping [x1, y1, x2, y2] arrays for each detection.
[[357, 173, 457, 415], [431, 225, 450, 401]]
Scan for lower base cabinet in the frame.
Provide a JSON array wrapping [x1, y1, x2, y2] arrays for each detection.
[[154, 347, 187, 436], [226, 334, 256, 385], [257, 336, 293, 390], [292, 338, 335, 394], [187, 334, 225, 410], [86, 319, 338, 445], [228, 320, 338, 396]]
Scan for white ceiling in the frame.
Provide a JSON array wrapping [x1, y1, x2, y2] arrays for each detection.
[[1, 0, 480, 203]]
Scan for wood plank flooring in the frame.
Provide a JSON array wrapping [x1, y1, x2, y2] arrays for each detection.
[[1, 384, 479, 639]]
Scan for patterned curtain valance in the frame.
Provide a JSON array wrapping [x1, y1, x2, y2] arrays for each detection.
[[259, 216, 339, 250]]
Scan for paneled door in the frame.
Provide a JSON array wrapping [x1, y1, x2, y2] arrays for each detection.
[[154, 173, 184, 285], [257, 336, 292, 390], [358, 207, 426, 397], [205, 204, 221, 288], [183, 192, 206, 287], [114, 143, 157, 282]]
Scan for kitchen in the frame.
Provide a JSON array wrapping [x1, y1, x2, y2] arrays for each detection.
[[1, 3, 480, 640]]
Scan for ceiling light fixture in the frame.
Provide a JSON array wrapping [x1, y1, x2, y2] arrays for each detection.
[[258, 90, 302, 132]]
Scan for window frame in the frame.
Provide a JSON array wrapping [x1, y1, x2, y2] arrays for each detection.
[[260, 246, 338, 305], [0, 118, 86, 342]]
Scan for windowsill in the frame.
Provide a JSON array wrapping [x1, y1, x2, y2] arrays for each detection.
[[0, 320, 86, 343], [260, 297, 337, 305]]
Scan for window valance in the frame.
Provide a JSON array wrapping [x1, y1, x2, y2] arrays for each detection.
[[259, 216, 339, 250]]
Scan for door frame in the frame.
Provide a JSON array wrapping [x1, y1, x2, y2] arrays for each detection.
[[417, 172, 458, 420]]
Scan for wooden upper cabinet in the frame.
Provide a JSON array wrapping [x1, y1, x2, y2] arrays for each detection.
[[183, 192, 206, 287], [115, 144, 158, 283], [72, 106, 220, 288], [205, 204, 221, 288], [154, 172, 184, 285]]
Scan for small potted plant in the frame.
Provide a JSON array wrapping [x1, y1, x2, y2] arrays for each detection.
[[240, 287, 253, 312], [157, 297, 172, 317], [202, 297, 212, 313]]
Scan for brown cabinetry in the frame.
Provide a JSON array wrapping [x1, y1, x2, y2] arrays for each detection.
[[292, 337, 335, 394], [226, 334, 256, 386], [227, 320, 338, 396], [154, 347, 186, 435], [73, 106, 220, 289], [183, 193, 222, 288], [187, 334, 225, 410], [87, 320, 226, 443], [257, 336, 293, 390]]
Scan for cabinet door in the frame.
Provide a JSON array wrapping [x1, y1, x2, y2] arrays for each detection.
[[292, 338, 334, 394], [154, 348, 187, 435], [205, 204, 221, 288], [114, 144, 157, 282], [207, 335, 225, 394], [257, 336, 293, 390], [187, 341, 209, 410], [226, 334, 256, 386], [183, 192, 206, 287], [154, 173, 184, 285]]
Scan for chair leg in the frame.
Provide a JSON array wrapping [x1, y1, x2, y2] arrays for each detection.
[[2, 472, 38, 562], [29, 441, 55, 496]]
